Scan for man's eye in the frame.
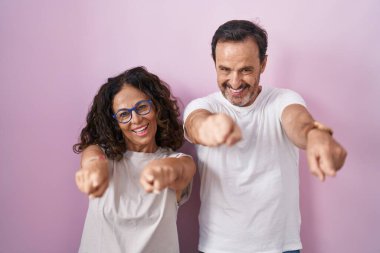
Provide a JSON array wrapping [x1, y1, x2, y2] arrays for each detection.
[[242, 68, 253, 74]]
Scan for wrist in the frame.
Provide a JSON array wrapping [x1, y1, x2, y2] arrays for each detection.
[[307, 121, 333, 138], [82, 154, 107, 167]]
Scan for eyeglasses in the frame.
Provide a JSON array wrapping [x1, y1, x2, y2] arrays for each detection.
[[113, 99, 153, 124]]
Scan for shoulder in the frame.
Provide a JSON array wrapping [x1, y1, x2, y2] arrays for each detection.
[[183, 91, 222, 120], [155, 147, 191, 159], [186, 92, 221, 108], [263, 86, 300, 99], [260, 86, 305, 106], [259, 87, 306, 120]]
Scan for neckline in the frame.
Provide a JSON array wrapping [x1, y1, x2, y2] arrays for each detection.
[[124, 147, 164, 159]]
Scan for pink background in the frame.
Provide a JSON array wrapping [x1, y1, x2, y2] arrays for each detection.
[[1, 1, 379, 252]]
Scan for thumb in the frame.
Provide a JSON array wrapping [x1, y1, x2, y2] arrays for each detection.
[[225, 124, 242, 146], [319, 151, 336, 177], [307, 151, 325, 181], [89, 173, 101, 187], [140, 171, 155, 193], [143, 171, 155, 182]]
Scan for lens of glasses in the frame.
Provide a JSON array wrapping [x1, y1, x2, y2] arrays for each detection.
[[135, 100, 151, 115], [116, 110, 132, 123]]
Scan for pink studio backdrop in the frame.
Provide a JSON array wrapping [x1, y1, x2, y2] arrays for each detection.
[[1, 1, 379, 252]]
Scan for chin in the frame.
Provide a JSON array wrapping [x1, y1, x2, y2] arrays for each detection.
[[225, 94, 251, 107]]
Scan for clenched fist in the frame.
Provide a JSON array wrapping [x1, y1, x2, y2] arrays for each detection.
[[197, 113, 242, 146], [75, 156, 109, 198], [140, 158, 181, 194]]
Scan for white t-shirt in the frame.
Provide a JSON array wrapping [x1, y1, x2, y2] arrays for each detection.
[[184, 86, 306, 253], [78, 148, 191, 253]]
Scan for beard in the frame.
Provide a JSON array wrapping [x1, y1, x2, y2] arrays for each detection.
[[221, 81, 260, 107]]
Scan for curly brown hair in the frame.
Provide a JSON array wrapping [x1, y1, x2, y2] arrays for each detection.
[[73, 66, 184, 160]]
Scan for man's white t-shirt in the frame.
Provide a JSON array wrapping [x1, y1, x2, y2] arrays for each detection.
[[184, 86, 306, 253]]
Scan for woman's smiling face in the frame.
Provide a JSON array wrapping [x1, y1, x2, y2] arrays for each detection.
[[112, 84, 158, 153]]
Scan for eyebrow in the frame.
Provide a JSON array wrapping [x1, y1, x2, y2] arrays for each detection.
[[218, 65, 254, 72], [218, 65, 231, 70], [115, 99, 150, 112]]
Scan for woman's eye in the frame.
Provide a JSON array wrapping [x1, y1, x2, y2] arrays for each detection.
[[119, 111, 129, 118], [138, 105, 148, 110], [136, 104, 150, 114]]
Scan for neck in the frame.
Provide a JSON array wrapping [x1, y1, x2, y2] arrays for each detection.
[[127, 142, 158, 153]]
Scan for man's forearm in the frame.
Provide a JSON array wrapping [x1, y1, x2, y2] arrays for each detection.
[[281, 104, 316, 149], [282, 104, 335, 149], [185, 109, 213, 144]]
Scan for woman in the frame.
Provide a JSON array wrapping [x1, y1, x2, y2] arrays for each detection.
[[73, 66, 195, 253]]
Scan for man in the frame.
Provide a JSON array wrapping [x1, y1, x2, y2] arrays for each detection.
[[183, 20, 347, 253]]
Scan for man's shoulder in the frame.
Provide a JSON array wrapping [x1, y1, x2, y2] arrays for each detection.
[[183, 92, 224, 119], [264, 85, 295, 94], [260, 85, 306, 110], [186, 91, 223, 108], [189, 91, 221, 102], [263, 86, 301, 100]]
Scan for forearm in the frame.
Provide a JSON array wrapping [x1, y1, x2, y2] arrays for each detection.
[[282, 104, 334, 149], [185, 109, 213, 144], [81, 145, 107, 169], [76, 145, 109, 197], [281, 104, 316, 149]]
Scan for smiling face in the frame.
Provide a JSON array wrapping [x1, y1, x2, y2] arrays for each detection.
[[112, 84, 158, 153], [215, 38, 267, 107]]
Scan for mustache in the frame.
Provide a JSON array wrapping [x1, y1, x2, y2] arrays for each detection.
[[223, 82, 249, 90]]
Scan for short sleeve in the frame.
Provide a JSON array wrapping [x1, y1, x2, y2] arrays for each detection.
[[183, 97, 214, 125], [275, 89, 306, 122], [183, 96, 216, 143]]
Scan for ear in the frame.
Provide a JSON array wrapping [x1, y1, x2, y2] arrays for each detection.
[[260, 55, 268, 74]]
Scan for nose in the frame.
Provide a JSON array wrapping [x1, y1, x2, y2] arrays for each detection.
[[229, 71, 241, 88], [130, 110, 143, 124]]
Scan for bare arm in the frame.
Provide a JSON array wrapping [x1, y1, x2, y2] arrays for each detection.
[[140, 156, 196, 201], [281, 104, 315, 149], [281, 104, 347, 181], [185, 109, 242, 146], [75, 145, 109, 198]]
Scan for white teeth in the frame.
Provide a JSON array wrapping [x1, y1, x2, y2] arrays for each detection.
[[229, 87, 244, 93], [133, 125, 148, 133]]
